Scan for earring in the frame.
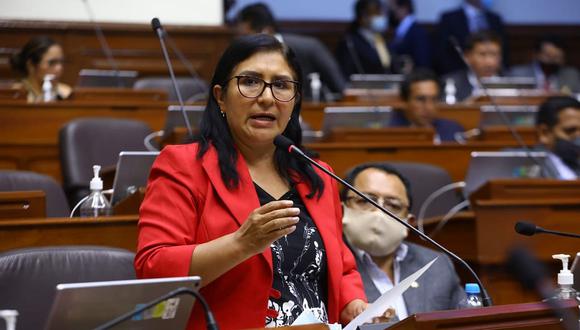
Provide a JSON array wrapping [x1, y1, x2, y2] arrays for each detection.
[[220, 111, 226, 118]]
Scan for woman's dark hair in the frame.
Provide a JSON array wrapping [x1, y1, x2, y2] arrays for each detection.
[[196, 34, 324, 198], [10, 36, 58, 76]]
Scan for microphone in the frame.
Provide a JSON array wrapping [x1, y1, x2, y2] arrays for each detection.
[[448, 37, 555, 178], [151, 17, 194, 139], [507, 247, 578, 330], [274, 135, 494, 307], [94, 287, 218, 330], [81, 0, 122, 87], [515, 221, 580, 239]]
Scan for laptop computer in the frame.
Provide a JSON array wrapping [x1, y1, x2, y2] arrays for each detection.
[[463, 151, 550, 197], [349, 74, 404, 89], [162, 105, 205, 136], [320, 106, 394, 135], [480, 76, 537, 90], [479, 105, 538, 128], [44, 276, 201, 330], [110, 151, 159, 205], [76, 69, 138, 88]]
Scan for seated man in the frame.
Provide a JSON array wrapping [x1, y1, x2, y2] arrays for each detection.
[[391, 68, 464, 142], [235, 3, 346, 100], [509, 36, 580, 94], [341, 163, 465, 320], [535, 96, 580, 179], [442, 32, 502, 101]]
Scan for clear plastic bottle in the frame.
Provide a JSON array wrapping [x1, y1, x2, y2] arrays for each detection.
[[308, 72, 321, 103], [459, 283, 483, 308], [545, 254, 580, 302], [444, 78, 457, 105], [79, 165, 112, 218], [42, 74, 56, 102]]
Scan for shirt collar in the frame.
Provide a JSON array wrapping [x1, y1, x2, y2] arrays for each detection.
[[395, 15, 416, 41], [273, 33, 284, 44], [463, 3, 483, 18]]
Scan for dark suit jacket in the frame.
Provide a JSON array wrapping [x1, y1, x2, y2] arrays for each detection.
[[390, 110, 465, 142], [436, 7, 507, 74], [336, 30, 389, 78], [441, 69, 473, 102], [390, 21, 432, 70], [282, 33, 346, 98], [135, 143, 366, 330], [353, 242, 466, 316]]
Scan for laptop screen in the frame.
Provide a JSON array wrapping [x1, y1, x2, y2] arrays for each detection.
[[463, 151, 550, 197], [45, 276, 200, 330]]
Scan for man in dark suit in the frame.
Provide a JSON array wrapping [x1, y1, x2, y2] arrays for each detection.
[[335, 0, 392, 78], [441, 32, 502, 102], [235, 3, 346, 100], [341, 163, 466, 320], [509, 36, 580, 94], [534, 96, 580, 179], [387, 0, 432, 73], [391, 68, 464, 142], [436, 0, 507, 75]]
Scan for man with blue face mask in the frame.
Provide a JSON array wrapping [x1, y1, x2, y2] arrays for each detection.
[[336, 0, 392, 78], [536, 97, 580, 179]]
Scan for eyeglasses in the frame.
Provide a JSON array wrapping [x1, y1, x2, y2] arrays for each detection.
[[226, 75, 300, 102], [346, 194, 409, 215]]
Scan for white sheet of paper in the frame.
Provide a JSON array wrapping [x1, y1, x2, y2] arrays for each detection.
[[343, 257, 438, 330], [292, 309, 342, 330]]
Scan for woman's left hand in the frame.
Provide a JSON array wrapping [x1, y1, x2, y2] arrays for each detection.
[[340, 299, 396, 324]]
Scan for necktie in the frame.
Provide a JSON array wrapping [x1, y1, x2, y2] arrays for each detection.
[[373, 33, 391, 68]]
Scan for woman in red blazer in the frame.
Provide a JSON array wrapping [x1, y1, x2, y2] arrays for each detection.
[[135, 34, 368, 330]]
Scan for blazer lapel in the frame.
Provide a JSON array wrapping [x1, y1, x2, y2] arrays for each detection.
[[401, 247, 424, 315], [201, 146, 272, 270]]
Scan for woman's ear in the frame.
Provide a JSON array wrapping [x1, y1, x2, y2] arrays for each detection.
[[213, 84, 225, 110]]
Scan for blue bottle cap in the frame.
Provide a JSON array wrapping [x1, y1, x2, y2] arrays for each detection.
[[465, 283, 481, 294]]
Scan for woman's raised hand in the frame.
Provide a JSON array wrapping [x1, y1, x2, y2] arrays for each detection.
[[234, 200, 300, 256]]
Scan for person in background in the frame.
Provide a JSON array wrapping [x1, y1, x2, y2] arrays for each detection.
[[535, 96, 580, 179], [441, 32, 502, 102], [436, 0, 507, 75], [341, 162, 465, 321], [235, 3, 346, 101], [335, 0, 391, 78], [387, 0, 432, 74], [10, 36, 72, 102], [390, 68, 464, 143], [134, 34, 396, 329], [509, 36, 580, 94]]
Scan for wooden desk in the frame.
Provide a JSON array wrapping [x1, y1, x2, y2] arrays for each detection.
[[0, 215, 138, 253], [0, 191, 45, 219]]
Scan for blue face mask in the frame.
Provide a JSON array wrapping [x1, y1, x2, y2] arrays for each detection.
[[370, 15, 388, 33]]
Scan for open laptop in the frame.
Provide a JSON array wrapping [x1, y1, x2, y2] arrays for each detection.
[[463, 151, 550, 197], [480, 76, 537, 90], [479, 105, 538, 128], [320, 106, 394, 135], [349, 74, 404, 89], [44, 276, 201, 330], [76, 69, 138, 88], [162, 105, 205, 136], [110, 151, 159, 205]]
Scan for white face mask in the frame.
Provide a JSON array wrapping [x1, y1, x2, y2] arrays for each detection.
[[343, 206, 408, 257]]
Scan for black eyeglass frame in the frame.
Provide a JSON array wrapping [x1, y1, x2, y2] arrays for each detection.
[[224, 75, 301, 102]]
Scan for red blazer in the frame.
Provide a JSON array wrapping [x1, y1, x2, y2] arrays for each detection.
[[135, 143, 366, 330]]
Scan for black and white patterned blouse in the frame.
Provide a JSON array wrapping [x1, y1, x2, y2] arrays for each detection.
[[254, 183, 329, 327]]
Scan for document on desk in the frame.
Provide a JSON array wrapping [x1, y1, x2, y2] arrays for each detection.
[[343, 257, 438, 330]]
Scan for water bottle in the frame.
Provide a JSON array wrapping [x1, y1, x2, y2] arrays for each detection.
[[459, 283, 483, 308], [308, 72, 322, 103], [42, 74, 56, 102], [444, 78, 457, 105], [79, 165, 113, 217]]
